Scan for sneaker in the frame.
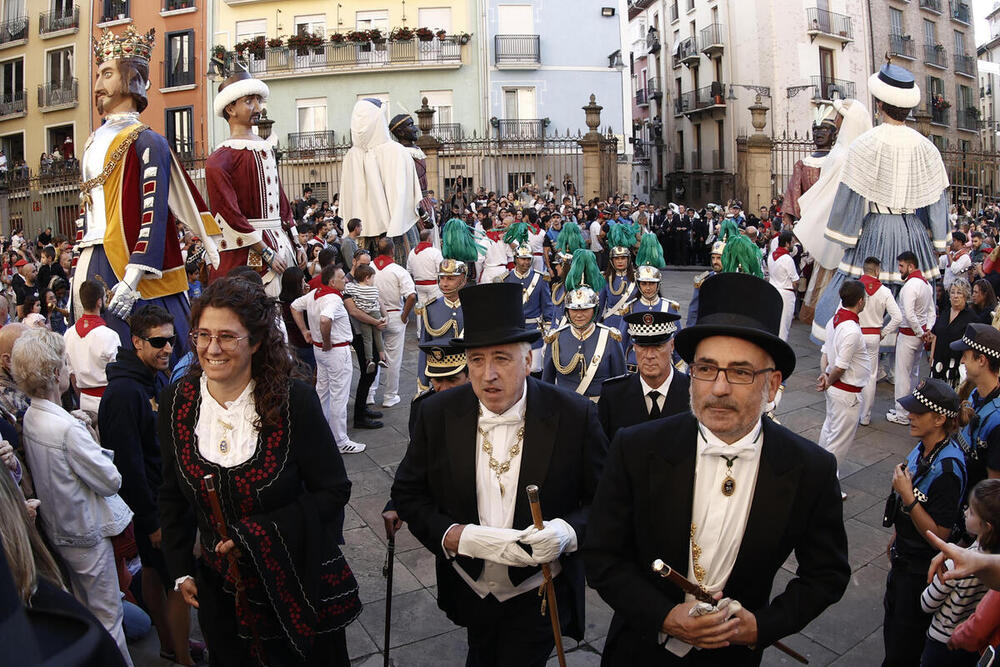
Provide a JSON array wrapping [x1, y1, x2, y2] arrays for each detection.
[[859, 416, 871, 426], [886, 410, 910, 425], [365, 361, 376, 373], [338, 440, 367, 454], [378, 359, 390, 368], [383, 394, 401, 408]]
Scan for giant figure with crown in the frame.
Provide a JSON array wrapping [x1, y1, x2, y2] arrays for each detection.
[[74, 26, 221, 350]]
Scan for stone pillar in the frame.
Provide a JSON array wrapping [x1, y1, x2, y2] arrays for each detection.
[[744, 95, 773, 213], [913, 108, 932, 138], [579, 94, 604, 201], [415, 96, 443, 196]]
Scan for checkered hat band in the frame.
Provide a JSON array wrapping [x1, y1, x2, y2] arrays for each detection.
[[912, 389, 958, 418], [426, 353, 466, 369], [963, 335, 1000, 359], [627, 321, 678, 338]]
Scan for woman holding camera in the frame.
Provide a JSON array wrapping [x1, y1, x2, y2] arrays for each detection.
[[883, 377, 970, 667]]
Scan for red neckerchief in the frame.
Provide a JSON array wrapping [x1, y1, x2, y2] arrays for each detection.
[[314, 285, 341, 300], [485, 229, 504, 243], [833, 308, 859, 328], [771, 247, 789, 261], [951, 247, 970, 263], [373, 254, 394, 271], [528, 223, 541, 235], [308, 274, 323, 290], [859, 274, 882, 296], [311, 236, 325, 245], [906, 270, 927, 284], [414, 242, 432, 254], [75, 314, 106, 338]]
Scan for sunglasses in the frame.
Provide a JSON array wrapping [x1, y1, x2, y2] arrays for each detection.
[[139, 334, 176, 349]]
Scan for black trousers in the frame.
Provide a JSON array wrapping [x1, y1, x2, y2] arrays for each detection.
[[196, 562, 349, 667], [463, 577, 573, 667], [919, 637, 980, 667], [883, 562, 933, 667], [351, 332, 377, 421]]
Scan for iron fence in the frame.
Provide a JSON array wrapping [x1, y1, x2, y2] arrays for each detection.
[[285, 131, 337, 159], [771, 132, 816, 200], [432, 124, 463, 141], [162, 57, 196, 88], [494, 35, 540, 65], [0, 90, 26, 118], [0, 16, 27, 45], [806, 7, 853, 39], [39, 6, 78, 34]]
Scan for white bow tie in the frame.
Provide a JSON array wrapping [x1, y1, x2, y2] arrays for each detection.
[[478, 412, 523, 431], [701, 442, 760, 461]]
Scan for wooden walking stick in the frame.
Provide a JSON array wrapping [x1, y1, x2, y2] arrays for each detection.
[[525, 484, 567, 667], [651, 560, 808, 665], [381, 535, 395, 667]]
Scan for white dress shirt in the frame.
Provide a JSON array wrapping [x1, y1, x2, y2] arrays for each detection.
[[194, 375, 259, 467], [63, 319, 122, 392], [898, 275, 936, 335], [767, 251, 799, 291], [590, 220, 604, 252], [822, 314, 871, 388], [639, 372, 673, 415], [943, 250, 972, 289], [291, 290, 352, 345], [448, 381, 575, 601], [373, 261, 416, 312], [859, 282, 903, 336], [406, 246, 444, 284]]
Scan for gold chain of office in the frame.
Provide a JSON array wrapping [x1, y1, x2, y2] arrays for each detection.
[[78, 124, 149, 208]]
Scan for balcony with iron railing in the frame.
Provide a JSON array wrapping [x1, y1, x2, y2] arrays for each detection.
[[38, 79, 77, 110], [811, 76, 855, 101], [931, 106, 950, 125], [432, 123, 462, 141], [806, 7, 853, 44], [495, 34, 540, 67], [163, 0, 194, 11], [676, 36, 699, 66], [647, 77, 662, 100], [99, 0, 129, 23], [919, 0, 942, 12], [635, 86, 648, 106], [889, 34, 915, 59], [675, 83, 727, 115], [955, 53, 975, 77], [0, 16, 28, 47], [285, 131, 337, 159], [228, 37, 466, 79], [957, 108, 979, 130], [495, 119, 547, 140], [924, 44, 947, 68], [39, 6, 78, 36], [951, 1, 971, 23], [162, 58, 196, 89], [0, 90, 26, 118], [699, 23, 724, 55]]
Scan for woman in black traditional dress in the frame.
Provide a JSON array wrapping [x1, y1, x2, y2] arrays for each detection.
[[159, 278, 361, 666]]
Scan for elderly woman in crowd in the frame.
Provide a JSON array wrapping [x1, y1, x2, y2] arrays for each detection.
[[12, 328, 134, 666], [929, 278, 978, 386], [159, 278, 361, 666]]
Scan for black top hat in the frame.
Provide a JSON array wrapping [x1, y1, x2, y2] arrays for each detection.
[[898, 378, 959, 418], [950, 322, 1000, 359], [624, 310, 680, 346], [674, 272, 796, 378], [419, 339, 467, 378], [451, 283, 541, 348]]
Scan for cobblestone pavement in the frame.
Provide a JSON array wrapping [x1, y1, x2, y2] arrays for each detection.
[[132, 267, 897, 666]]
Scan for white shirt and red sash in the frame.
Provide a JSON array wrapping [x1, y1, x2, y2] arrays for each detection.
[[406, 241, 444, 287], [858, 274, 903, 338], [822, 308, 870, 393], [897, 270, 936, 337], [64, 314, 122, 411]]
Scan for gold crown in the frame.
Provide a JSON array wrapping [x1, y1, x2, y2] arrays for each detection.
[[93, 26, 155, 65]]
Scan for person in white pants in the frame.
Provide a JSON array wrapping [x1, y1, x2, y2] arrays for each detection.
[[889, 251, 936, 426], [817, 280, 871, 495], [406, 228, 443, 338], [857, 257, 902, 425], [767, 230, 799, 340], [290, 264, 365, 453], [373, 237, 417, 408]]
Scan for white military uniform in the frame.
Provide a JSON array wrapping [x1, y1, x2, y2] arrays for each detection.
[[818, 307, 871, 469], [894, 271, 936, 416]]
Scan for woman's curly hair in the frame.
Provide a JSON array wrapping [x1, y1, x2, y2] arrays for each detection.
[[189, 277, 292, 429]]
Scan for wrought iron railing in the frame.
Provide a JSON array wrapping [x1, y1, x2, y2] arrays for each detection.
[[955, 54, 975, 76], [931, 107, 950, 125], [38, 80, 77, 108], [647, 77, 661, 99], [811, 76, 856, 101], [162, 58, 196, 88], [925, 44, 947, 67], [229, 38, 465, 76], [432, 123, 463, 141], [494, 35, 540, 65], [0, 16, 28, 45], [674, 36, 698, 66], [495, 119, 547, 140], [676, 83, 726, 114], [889, 34, 915, 58], [699, 23, 724, 52], [0, 90, 26, 117], [635, 87, 648, 106], [286, 131, 337, 158], [806, 7, 853, 39], [920, 0, 941, 11], [163, 0, 193, 10], [39, 6, 78, 34], [951, 1, 971, 23], [100, 0, 129, 22], [957, 108, 978, 130]]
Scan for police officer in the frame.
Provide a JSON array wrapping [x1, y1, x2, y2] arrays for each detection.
[[950, 323, 1000, 485]]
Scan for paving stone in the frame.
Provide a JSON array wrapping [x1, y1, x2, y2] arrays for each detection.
[[344, 451, 381, 475], [839, 487, 882, 521], [381, 627, 468, 666], [368, 441, 409, 468], [840, 456, 898, 500], [396, 545, 438, 589], [359, 588, 458, 650], [545, 645, 603, 666], [761, 631, 839, 667], [775, 406, 827, 434], [347, 619, 378, 661], [584, 586, 615, 642], [350, 493, 423, 551], [344, 503, 366, 531], [799, 564, 888, 655], [342, 526, 423, 604], [828, 628, 884, 666]]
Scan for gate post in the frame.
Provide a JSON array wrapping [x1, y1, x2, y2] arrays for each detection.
[[745, 95, 773, 212], [579, 94, 605, 201]]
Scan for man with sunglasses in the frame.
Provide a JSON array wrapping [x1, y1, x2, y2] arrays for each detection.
[[99, 305, 199, 665], [585, 272, 849, 665]]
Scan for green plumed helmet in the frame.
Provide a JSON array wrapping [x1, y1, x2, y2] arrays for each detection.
[[502, 221, 530, 246], [607, 222, 636, 251], [721, 233, 764, 278], [719, 218, 741, 243], [555, 222, 585, 254], [565, 249, 607, 292], [441, 218, 481, 262], [635, 233, 665, 269]]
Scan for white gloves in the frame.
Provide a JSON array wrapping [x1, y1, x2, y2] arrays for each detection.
[[518, 518, 577, 564], [457, 525, 536, 568], [107, 266, 144, 319]]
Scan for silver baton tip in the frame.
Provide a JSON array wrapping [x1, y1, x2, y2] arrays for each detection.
[[652, 559, 666, 574]]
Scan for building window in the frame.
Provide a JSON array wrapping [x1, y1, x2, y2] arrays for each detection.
[[46, 46, 72, 87], [923, 19, 935, 46], [497, 4, 533, 34], [235, 18, 266, 43], [954, 29, 965, 55], [100, 0, 128, 23], [417, 7, 451, 33], [0, 57, 24, 116], [297, 97, 328, 133], [294, 14, 325, 37], [165, 31, 193, 88], [355, 10, 388, 31], [165, 106, 193, 157], [421, 89, 456, 138], [502, 87, 536, 120], [890, 8, 903, 36], [0, 132, 24, 165]]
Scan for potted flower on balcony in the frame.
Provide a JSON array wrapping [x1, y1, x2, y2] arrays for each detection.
[[212, 44, 226, 61], [235, 36, 266, 60], [267, 37, 283, 48], [289, 32, 323, 55], [416, 27, 435, 41], [436, 29, 448, 41], [346, 30, 369, 43], [369, 28, 385, 44], [329, 32, 344, 44], [390, 26, 414, 41], [457, 32, 471, 45], [933, 94, 951, 110]]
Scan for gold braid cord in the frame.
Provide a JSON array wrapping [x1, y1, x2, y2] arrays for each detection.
[[550, 335, 585, 377], [690, 522, 706, 585], [551, 284, 565, 306], [422, 309, 458, 338], [79, 124, 149, 208], [608, 274, 628, 296]]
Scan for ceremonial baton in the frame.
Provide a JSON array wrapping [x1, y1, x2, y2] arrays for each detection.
[[651, 559, 808, 665], [526, 485, 567, 667], [382, 535, 395, 667]]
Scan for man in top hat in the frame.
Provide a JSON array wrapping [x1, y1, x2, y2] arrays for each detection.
[[598, 310, 690, 443], [383, 338, 469, 541], [585, 272, 850, 665], [76, 26, 221, 351], [687, 240, 724, 327], [816, 280, 871, 490], [391, 282, 608, 666], [501, 243, 553, 375], [767, 231, 799, 340], [813, 61, 949, 335], [205, 63, 299, 297], [952, 323, 1000, 487], [543, 250, 626, 400]]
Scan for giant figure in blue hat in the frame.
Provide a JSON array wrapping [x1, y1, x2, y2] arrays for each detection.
[[812, 61, 950, 338]]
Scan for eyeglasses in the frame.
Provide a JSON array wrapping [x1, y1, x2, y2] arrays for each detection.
[[690, 362, 774, 385], [138, 334, 176, 349], [189, 330, 249, 351]]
